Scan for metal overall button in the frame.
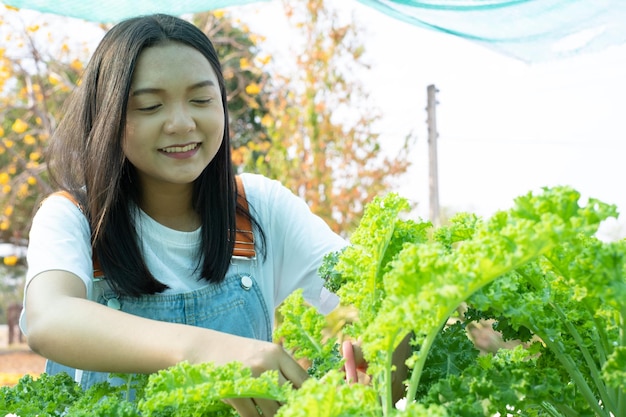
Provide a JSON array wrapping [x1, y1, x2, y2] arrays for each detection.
[[106, 297, 121, 310], [240, 275, 253, 290]]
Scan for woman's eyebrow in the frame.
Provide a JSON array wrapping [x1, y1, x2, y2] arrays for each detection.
[[131, 80, 216, 96]]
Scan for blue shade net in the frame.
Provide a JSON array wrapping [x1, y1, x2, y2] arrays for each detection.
[[356, 0, 626, 62], [2, 0, 626, 63]]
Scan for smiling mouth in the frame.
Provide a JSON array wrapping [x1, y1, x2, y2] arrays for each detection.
[[159, 143, 199, 153]]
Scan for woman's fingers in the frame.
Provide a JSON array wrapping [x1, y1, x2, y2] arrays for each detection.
[[342, 340, 358, 383], [279, 351, 309, 388], [224, 398, 257, 416], [226, 398, 280, 417], [223, 341, 311, 416], [342, 340, 369, 384], [255, 397, 280, 416]]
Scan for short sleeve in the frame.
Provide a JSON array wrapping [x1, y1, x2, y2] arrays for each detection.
[[240, 174, 347, 313], [20, 195, 94, 334]]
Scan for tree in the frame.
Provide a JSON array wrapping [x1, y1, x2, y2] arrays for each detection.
[[0, 6, 89, 246], [236, 0, 414, 235]]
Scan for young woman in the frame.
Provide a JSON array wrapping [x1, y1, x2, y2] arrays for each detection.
[[20, 14, 347, 416]]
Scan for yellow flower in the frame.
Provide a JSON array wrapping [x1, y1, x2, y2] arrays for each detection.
[[261, 114, 273, 127], [258, 55, 272, 66], [249, 33, 264, 45], [213, 9, 225, 18], [3, 255, 18, 265], [0, 172, 8, 184], [0, 126, 4, 136], [70, 58, 83, 72], [48, 73, 61, 85], [29, 151, 41, 161], [4, 205, 12, 216], [3, 139, 13, 148], [231, 147, 244, 165], [2, 184, 11, 194], [239, 57, 251, 70], [11, 118, 28, 134], [24, 134, 36, 145], [26, 24, 40, 33], [245, 83, 261, 95], [258, 141, 271, 151], [17, 183, 28, 197], [27, 176, 37, 185]]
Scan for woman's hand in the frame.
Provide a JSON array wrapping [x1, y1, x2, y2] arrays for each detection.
[[191, 338, 309, 417], [341, 335, 412, 405]]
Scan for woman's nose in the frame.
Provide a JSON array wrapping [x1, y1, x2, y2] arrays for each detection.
[[164, 104, 195, 134]]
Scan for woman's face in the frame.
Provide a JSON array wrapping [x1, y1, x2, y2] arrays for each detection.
[[124, 42, 225, 191]]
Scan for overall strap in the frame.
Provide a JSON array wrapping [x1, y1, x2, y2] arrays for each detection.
[[234, 175, 256, 258], [47, 176, 256, 277]]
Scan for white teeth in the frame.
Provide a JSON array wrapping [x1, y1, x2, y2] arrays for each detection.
[[161, 143, 198, 153]]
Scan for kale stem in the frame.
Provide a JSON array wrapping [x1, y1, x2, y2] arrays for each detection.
[[591, 313, 609, 365], [617, 306, 626, 417], [538, 402, 562, 417], [540, 336, 610, 417], [550, 302, 616, 412], [124, 374, 133, 402], [381, 346, 394, 417], [405, 327, 439, 402], [549, 402, 584, 417]]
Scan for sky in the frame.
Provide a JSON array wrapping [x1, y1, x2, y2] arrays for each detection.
[[230, 1, 626, 240]]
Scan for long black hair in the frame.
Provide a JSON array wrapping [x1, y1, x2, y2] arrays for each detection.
[[46, 14, 260, 296]]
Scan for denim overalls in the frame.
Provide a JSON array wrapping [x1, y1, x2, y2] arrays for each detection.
[[44, 177, 269, 389], [45, 255, 271, 389]]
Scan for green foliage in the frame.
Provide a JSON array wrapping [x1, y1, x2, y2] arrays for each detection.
[[0, 372, 83, 416], [276, 370, 381, 417], [274, 289, 342, 378], [3, 185, 625, 416], [280, 185, 624, 416], [413, 321, 480, 400], [138, 361, 289, 417]]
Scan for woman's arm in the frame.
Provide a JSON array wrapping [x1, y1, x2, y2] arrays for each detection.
[[25, 270, 308, 381]]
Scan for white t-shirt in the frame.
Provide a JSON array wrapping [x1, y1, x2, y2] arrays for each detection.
[[20, 173, 347, 333]]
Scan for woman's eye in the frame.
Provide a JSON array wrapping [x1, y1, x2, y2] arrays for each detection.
[[138, 104, 161, 112], [192, 98, 212, 104]]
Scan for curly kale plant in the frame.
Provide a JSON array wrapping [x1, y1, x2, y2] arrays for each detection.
[[3, 186, 624, 417]]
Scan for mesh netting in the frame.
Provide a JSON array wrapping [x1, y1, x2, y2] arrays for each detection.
[[357, 0, 626, 62], [2, 0, 625, 62]]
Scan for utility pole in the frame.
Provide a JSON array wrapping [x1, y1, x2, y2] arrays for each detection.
[[426, 84, 440, 226]]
